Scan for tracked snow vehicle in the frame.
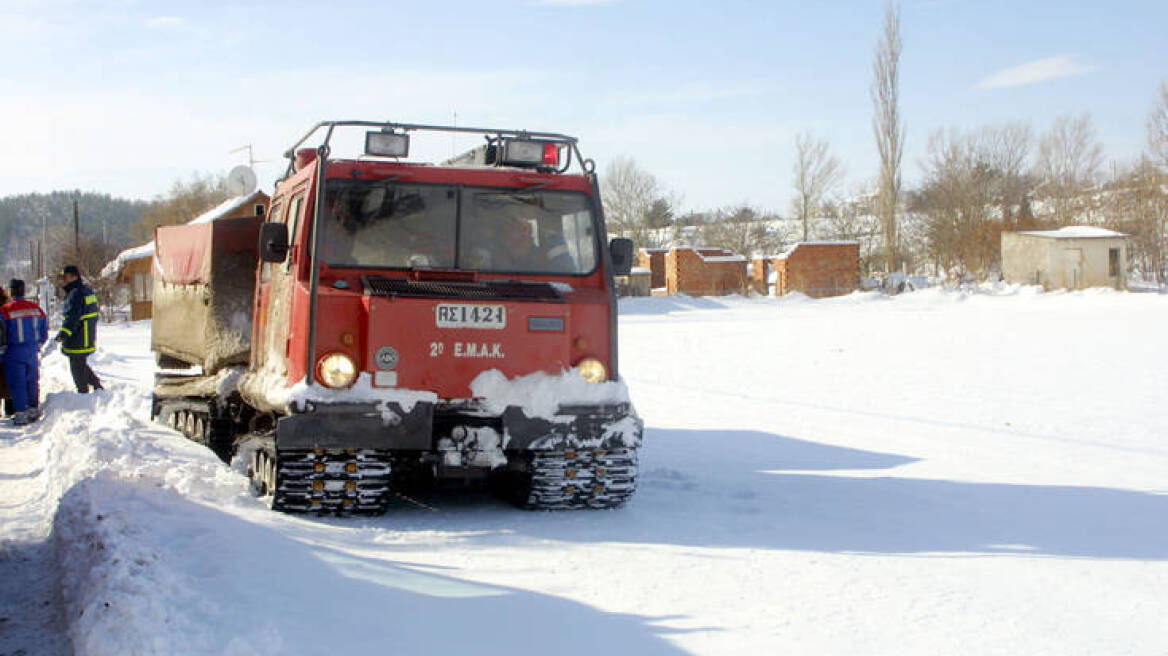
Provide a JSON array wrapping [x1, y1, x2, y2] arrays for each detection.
[[151, 121, 642, 514]]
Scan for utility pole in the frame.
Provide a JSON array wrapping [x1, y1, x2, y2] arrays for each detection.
[[73, 194, 80, 254]]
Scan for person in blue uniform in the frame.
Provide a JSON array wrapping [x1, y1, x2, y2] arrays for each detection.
[[55, 265, 103, 393], [0, 279, 48, 425], [0, 286, 12, 417]]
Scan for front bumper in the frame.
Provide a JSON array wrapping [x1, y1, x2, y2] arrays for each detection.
[[275, 400, 643, 452]]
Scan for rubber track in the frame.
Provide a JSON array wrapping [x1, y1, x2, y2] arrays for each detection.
[[524, 447, 637, 509], [272, 449, 392, 515]]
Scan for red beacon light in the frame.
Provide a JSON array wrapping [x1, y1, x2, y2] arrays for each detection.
[[542, 142, 560, 167], [445, 136, 567, 170]]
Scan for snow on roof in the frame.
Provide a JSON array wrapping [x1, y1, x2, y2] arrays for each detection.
[[101, 191, 264, 279], [774, 241, 860, 260], [188, 193, 261, 225], [1019, 226, 1127, 239], [100, 242, 155, 279]]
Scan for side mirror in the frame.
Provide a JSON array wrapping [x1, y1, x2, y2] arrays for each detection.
[[258, 222, 290, 263], [609, 237, 634, 276]]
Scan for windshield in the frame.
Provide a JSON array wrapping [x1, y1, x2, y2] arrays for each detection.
[[318, 181, 598, 275]]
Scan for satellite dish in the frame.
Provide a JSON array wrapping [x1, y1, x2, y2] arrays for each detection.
[[227, 165, 257, 196]]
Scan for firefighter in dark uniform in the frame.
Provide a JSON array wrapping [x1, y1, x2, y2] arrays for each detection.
[[55, 265, 104, 393]]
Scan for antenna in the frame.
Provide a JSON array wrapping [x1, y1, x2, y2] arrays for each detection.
[[229, 144, 270, 168]]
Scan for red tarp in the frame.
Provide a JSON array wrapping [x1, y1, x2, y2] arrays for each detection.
[[153, 218, 261, 285]]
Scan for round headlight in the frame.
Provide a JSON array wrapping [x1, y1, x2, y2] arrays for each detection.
[[576, 357, 607, 383], [317, 353, 358, 388]]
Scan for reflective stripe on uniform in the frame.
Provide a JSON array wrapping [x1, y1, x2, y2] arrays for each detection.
[[80, 312, 99, 320], [62, 346, 96, 354], [60, 327, 73, 336], [85, 295, 98, 305]]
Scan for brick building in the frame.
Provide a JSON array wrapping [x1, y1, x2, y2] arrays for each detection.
[[663, 247, 748, 296], [757, 241, 860, 298]]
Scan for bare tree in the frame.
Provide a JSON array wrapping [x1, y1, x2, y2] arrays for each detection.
[[1035, 114, 1104, 224], [1102, 158, 1168, 283], [821, 186, 883, 275], [979, 122, 1036, 226], [1149, 79, 1168, 170], [131, 173, 231, 243], [911, 128, 1000, 278], [791, 131, 844, 241], [911, 124, 1039, 278], [40, 223, 123, 319], [600, 156, 668, 249], [699, 205, 786, 257], [871, 1, 905, 272]]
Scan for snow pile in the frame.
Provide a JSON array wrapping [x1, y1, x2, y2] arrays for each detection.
[[15, 334, 254, 654], [42, 403, 253, 652], [469, 368, 631, 418]]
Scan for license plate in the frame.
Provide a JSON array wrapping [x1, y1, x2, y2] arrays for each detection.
[[435, 303, 506, 329]]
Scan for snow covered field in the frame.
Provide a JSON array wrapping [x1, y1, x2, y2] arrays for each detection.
[[2, 286, 1167, 655]]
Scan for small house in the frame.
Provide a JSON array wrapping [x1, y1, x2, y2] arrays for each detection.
[[1001, 227, 1127, 290]]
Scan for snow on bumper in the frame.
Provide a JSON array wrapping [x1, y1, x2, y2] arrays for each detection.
[[276, 400, 642, 452]]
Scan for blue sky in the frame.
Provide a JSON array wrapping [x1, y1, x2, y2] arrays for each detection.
[[0, 0, 1164, 214]]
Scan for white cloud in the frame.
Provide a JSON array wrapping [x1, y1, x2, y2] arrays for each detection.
[[975, 56, 1098, 90]]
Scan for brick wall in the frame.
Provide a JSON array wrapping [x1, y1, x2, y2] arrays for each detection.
[[773, 242, 860, 298], [665, 247, 748, 296], [637, 249, 667, 288], [749, 257, 771, 295]]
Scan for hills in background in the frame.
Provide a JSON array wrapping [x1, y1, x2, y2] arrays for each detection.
[[0, 191, 148, 281]]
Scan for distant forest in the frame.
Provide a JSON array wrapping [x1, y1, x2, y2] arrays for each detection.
[[0, 191, 148, 281]]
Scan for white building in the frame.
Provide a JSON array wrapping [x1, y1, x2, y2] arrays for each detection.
[[1001, 227, 1128, 290]]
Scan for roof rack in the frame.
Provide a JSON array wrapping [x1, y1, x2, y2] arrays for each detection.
[[280, 120, 594, 180]]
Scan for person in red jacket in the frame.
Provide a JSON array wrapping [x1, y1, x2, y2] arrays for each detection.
[[0, 279, 48, 425]]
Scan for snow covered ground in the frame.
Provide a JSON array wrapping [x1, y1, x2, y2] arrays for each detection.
[[2, 285, 1168, 655]]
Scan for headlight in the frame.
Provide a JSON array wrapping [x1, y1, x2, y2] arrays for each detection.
[[317, 353, 358, 388], [576, 358, 607, 383]]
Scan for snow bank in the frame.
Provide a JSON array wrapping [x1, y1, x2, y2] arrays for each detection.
[[22, 337, 256, 654]]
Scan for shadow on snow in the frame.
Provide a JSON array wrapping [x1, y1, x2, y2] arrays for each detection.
[[378, 428, 1168, 560]]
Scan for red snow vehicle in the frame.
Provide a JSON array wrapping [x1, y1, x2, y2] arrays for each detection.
[[151, 121, 642, 514]]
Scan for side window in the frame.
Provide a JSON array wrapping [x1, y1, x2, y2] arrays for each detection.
[[261, 202, 285, 283], [287, 196, 304, 248], [285, 195, 305, 271]]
